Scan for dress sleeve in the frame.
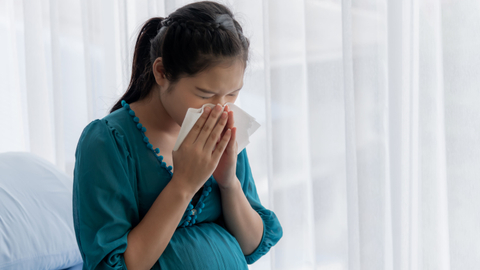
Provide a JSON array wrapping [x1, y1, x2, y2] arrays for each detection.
[[73, 120, 139, 270], [235, 148, 283, 264]]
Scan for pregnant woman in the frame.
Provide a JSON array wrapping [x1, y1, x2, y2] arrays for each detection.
[[72, 1, 283, 269]]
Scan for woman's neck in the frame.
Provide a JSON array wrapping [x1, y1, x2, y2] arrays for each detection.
[[129, 88, 181, 138]]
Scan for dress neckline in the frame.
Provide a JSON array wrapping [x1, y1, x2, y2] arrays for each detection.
[[121, 100, 213, 228], [120, 100, 174, 175]]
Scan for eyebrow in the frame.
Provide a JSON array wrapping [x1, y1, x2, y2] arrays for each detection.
[[195, 87, 242, 94]]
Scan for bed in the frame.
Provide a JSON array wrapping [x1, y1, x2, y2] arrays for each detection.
[[0, 152, 83, 270]]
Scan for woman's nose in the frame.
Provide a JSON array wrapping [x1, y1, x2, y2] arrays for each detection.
[[211, 98, 227, 108], [210, 95, 236, 109]]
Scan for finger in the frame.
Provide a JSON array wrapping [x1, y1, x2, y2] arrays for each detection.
[[226, 109, 234, 130], [183, 106, 212, 147], [219, 109, 234, 141], [212, 129, 232, 159], [204, 111, 229, 151], [228, 127, 237, 153], [195, 104, 225, 147]]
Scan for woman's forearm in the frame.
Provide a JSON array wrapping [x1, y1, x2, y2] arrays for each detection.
[[124, 175, 195, 270], [219, 176, 264, 255]]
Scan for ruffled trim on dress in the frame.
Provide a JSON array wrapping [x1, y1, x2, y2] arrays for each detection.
[[244, 209, 283, 264], [121, 100, 174, 175]]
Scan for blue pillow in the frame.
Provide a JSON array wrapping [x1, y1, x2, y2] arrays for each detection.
[[61, 263, 83, 270], [0, 152, 82, 270]]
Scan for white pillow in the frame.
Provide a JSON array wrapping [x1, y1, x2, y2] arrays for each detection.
[[0, 152, 82, 270]]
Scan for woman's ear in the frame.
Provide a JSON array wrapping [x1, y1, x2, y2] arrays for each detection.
[[152, 57, 168, 86]]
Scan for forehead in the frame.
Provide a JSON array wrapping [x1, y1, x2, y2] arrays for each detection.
[[182, 59, 245, 92]]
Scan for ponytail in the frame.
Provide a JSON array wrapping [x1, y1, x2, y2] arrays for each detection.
[[110, 17, 164, 113]]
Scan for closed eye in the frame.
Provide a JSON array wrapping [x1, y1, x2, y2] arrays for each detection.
[[199, 94, 237, 99], [196, 86, 242, 98]]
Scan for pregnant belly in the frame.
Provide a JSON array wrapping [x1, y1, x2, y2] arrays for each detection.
[[158, 222, 249, 270]]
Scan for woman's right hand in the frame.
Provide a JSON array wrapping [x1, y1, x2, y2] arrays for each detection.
[[171, 104, 232, 195]]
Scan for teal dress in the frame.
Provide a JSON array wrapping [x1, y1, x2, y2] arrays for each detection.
[[72, 100, 283, 270]]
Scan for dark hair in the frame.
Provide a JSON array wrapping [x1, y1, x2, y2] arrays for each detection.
[[110, 1, 250, 113]]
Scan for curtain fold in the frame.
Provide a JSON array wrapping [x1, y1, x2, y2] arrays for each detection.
[[340, 0, 362, 269], [1, 0, 479, 269], [418, 0, 451, 269]]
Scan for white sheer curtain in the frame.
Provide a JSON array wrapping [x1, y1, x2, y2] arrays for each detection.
[[1, 0, 479, 269]]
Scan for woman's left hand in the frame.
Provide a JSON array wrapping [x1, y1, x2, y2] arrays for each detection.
[[212, 105, 238, 190]]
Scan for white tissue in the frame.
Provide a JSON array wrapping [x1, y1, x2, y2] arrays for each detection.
[[173, 102, 261, 154]]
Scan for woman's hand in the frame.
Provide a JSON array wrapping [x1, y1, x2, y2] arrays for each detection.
[[213, 105, 238, 190], [172, 104, 232, 195]]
